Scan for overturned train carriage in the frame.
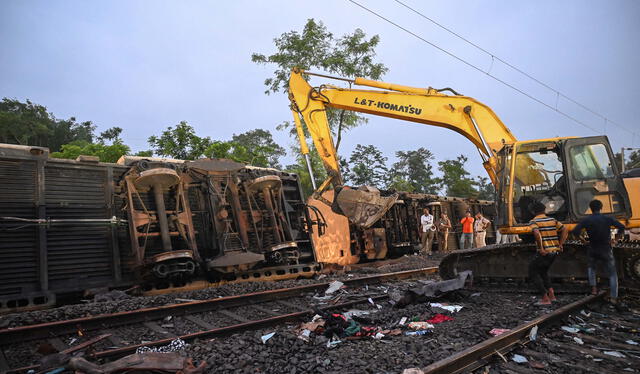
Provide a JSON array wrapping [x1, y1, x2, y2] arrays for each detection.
[[0, 144, 320, 312], [309, 190, 496, 265]]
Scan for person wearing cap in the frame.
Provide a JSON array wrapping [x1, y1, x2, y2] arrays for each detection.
[[474, 212, 491, 247]]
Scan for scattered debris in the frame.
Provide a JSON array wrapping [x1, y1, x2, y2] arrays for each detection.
[[429, 303, 463, 313], [325, 281, 344, 295], [426, 314, 454, 324], [68, 352, 206, 374], [395, 271, 472, 308], [405, 330, 430, 336], [626, 340, 638, 345], [407, 322, 435, 330], [489, 328, 510, 336], [604, 351, 626, 358], [561, 326, 580, 334], [261, 332, 276, 344], [529, 325, 538, 341], [573, 337, 584, 345], [512, 354, 528, 363], [398, 316, 408, 326]]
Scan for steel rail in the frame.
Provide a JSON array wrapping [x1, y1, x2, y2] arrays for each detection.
[[0, 267, 437, 344], [419, 292, 605, 374], [8, 295, 389, 374]]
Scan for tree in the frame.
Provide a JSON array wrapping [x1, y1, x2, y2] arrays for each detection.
[[147, 121, 211, 160], [390, 148, 438, 193], [51, 140, 130, 163], [345, 144, 388, 186], [475, 176, 495, 200], [98, 126, 123, 143], [438, 155, 478, 198], [627, 149, 640, 169], [252, 18, 388, 151], [231, 129, 286, 168], [0, 98, 95, 151]]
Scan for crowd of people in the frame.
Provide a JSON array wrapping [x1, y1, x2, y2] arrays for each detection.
[[419, 208, 498, 254]]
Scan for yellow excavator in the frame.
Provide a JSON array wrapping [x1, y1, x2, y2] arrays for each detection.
[[288, 68, 640, 284]]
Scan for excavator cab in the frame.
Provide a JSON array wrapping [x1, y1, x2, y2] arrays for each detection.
[[499, 135, 631, 229]]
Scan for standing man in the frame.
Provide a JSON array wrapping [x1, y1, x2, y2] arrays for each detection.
[[459, 212, 474, 249], [529, 201, 568, 305], [438, 212, 452, 252], [571, 200, 625, 304], [474, 212, 491, 248], [420, 208, 435, 256]]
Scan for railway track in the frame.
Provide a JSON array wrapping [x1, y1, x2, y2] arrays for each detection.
[[3, 267, 637, 373], [0, 267, 439, 373]]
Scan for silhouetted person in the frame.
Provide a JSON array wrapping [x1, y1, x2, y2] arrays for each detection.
[[529, 201, 567, 305], [571, 199, 625, 304]]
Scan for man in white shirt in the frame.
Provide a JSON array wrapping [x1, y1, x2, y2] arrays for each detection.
[[474, 212, 491, 248], [420, 208, 435, 256]]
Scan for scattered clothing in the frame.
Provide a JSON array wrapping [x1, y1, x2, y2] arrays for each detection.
[[426, 314, 454, 324]]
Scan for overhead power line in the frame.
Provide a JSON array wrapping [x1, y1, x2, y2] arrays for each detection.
[[346, 0, 637, 141], [393, 0, 636, 137]]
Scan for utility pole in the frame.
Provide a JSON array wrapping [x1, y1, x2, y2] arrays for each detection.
[[621, 147, 625, 172]]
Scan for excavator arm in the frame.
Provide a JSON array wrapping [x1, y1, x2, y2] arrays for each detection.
[[288, 69, 517, 228]]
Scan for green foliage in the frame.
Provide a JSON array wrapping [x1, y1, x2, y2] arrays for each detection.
[[135, 150, 153, 157], [99, 126, 123, 143], [345, 144, 388, 186], [475, 176, 495, 200], [437, 155, 479, 198], [147, 121, 212, 160], [231, 129, 286, 168], [386, 175, 416, 192], [51, 140, 130, 163], [252, 19, 388, 148], [390, 148, 438, 193], [0, 98, 95, 152], [627, 150, 640, 169]]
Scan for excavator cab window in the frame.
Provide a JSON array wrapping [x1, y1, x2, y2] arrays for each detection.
[[511, 142, 568, 224], [563, 136, 630, 218]]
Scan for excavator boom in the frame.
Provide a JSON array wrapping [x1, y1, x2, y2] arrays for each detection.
[[288, 69, 516, 227]]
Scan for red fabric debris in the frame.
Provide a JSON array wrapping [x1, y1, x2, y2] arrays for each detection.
[[426, 314, 454, 324]]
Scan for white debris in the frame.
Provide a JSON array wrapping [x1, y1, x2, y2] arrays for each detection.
[[604, 351, 626, 358], [529, 325, 538, 341], [374, 332, 385, 340], [261, 332, 276, 344], [325, 281, 344, 295], [429, 303, 463, 313], [573, 337, 584, 345], [399, 317, 407, 326], [626, 340, 638, 345], [561, 326, 579, 333], [343, 310, 371, 319], [512, 354, 528, 363]]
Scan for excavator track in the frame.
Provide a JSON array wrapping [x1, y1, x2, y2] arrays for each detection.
[[439, 240, 640, 288]]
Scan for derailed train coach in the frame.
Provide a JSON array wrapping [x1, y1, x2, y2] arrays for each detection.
[[0, 144, 321, 312], [309, 190, 496, 265]]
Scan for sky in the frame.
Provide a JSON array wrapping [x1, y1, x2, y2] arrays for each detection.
[[1, 0, 639, 179]]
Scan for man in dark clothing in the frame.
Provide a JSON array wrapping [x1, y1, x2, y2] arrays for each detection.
[[529, 201, 568, 305], [571, 199, 625, 303]]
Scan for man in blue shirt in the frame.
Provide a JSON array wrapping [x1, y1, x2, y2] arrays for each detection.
[[571, 200, 625, 304]]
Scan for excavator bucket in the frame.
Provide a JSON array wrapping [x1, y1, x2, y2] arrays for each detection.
[[334, 186, 399, 229]]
